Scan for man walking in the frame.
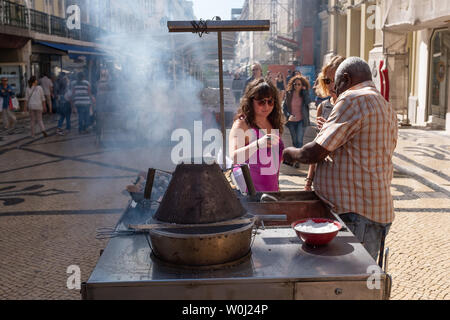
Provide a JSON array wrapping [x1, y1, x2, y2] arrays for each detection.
[[70, 72, 95, 135], [0, 77, 17, 130], [283, 57, 398, 261]]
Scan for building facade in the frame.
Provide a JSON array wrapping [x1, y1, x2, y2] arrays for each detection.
[[383, 0, 450, 132], [0, 0, 106, 99], [324, 0, 450, 132], [233, 0, 327, 78]]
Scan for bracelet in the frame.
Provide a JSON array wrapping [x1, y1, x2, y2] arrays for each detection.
[[305, 178, 313, 183]]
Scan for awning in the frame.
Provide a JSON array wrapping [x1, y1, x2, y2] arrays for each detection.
[[34, 41, 107, 58], [275, 36, 299, 50]]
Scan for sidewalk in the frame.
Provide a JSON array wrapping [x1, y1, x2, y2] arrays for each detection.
[[0, 113, 63, 148]]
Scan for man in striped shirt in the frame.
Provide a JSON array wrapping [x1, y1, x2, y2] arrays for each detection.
[[283, 57, 398, 261], [70, 72, 95, 134]]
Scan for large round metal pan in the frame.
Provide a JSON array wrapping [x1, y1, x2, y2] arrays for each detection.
[[148, 222, 254, 266]]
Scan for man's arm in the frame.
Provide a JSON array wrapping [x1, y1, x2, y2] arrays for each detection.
[[283, 142, 330, 165]]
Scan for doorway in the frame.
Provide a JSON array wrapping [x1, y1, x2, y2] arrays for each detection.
[[428, 29, 450, 127]]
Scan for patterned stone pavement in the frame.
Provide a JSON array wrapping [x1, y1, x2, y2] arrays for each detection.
[[0, 113, 449, 300]]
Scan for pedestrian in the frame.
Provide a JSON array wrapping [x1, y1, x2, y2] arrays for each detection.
[[24, 76, 48, 138], [276, 72, 286, 102], [283, 57, 398, 261], [305, 55, 345, 191], [286, 70, 293, 85], [70, 72, 95, 135], [229, 78, 285, 193], [231, 73, 245, 105], [282, 75, 312, 167], [0, 77, 17, 130], [39, 73, 53, 114], [95, 69, 112, 137], [56, 75, 72, 136], [265, 70, 275, 86], [242, 62, 263, 96]]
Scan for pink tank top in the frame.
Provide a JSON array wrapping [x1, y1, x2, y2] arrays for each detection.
[[291, 94, 303, 121], [235, 128, 285, 193]]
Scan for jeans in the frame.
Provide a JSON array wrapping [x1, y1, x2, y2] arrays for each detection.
[[58, 102, 72, 130], [76, 105, 90, 133], [286, 120, 305, 148], [340, 213, 392, 262]]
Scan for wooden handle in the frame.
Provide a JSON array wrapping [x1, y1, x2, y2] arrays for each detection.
[[144, 169, 156, 199]]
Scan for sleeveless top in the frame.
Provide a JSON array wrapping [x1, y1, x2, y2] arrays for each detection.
[[235, 128, 285, 193]]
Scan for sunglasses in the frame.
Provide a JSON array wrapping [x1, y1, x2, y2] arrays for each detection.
[[254, 98, 275, 107], [323, 78, 334, 85]]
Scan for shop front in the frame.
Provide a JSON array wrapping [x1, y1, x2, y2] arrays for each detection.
[[428, 28, 450, 130]]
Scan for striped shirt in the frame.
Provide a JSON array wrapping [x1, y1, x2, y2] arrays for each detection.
[[314, 81, 398, 224], [71, 80, 92, 106]]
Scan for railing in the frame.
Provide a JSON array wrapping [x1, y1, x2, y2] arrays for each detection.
[[0, 0, 105, 43], [0, 0, 27, 29], [29, 8, 48, 33]]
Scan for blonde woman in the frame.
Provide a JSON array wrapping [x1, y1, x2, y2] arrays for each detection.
[[305, 55, 345, 190]]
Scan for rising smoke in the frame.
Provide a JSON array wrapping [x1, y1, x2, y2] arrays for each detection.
[[89, 1, 219, 170]]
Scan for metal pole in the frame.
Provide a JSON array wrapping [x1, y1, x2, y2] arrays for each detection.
[[218, 31, 226, 169]]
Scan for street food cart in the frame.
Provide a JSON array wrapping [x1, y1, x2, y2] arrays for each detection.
[[82, 19, 391, 300], [82, 164, 391, 300]]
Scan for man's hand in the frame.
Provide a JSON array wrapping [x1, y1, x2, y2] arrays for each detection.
[[317, 117, 326, 131], [285, 142, 331, 165], [283, 147, 300, 164]]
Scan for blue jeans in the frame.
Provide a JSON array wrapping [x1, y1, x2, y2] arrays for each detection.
[[286, 120, 305, 148], [340, 213, 392, 262], [58, 102, 72, 130], [76, 105, 90, 133]]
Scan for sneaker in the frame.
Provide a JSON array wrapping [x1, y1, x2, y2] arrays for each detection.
[[56, 129, 65, 136], [43, 131, 49, 138]]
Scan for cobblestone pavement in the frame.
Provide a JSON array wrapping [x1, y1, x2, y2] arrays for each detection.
[[0, 112, 449, 300]]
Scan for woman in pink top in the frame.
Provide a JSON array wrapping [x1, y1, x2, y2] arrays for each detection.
[[282, 75, 311, 152], [229, 79, 285, 192]]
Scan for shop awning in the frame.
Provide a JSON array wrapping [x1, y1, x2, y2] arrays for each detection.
[[34, 41, 107, 58]]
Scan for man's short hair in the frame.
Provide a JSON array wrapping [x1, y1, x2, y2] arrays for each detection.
[[335, 57, 372, 81]]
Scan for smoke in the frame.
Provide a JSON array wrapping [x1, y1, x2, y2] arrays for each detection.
[[87, 1, 219, 170]]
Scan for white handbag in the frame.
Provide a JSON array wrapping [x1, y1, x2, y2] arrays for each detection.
[[11, 97, 20, 110]]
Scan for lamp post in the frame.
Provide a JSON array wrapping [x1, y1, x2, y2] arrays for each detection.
[[167, 19, 270, 169]]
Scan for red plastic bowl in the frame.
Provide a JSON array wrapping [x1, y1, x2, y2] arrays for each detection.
[[292, 218, 342, 246]]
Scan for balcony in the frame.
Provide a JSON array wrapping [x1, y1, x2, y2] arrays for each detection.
[[0, 0, 106, 43]]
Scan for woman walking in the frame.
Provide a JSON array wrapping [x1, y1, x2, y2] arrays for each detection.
[[24, 76, 48, 138], [282, 75, 311, 154], [229, 79, 285, 193]]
